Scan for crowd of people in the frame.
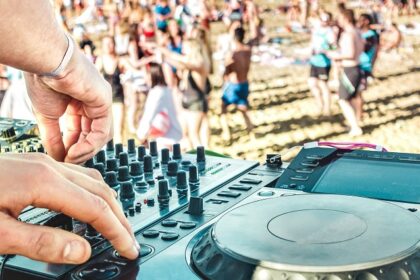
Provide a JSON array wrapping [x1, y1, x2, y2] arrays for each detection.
[[0, 0, 417, 150]]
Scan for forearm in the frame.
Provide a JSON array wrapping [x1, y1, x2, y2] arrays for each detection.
[[0, 0, 68, 74]]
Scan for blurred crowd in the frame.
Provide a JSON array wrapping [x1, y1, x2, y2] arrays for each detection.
[[0, 0, 418, 150]]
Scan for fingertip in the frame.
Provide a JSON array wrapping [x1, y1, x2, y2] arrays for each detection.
[[63, 239, 91, 264], [119, 244, 139, 260]]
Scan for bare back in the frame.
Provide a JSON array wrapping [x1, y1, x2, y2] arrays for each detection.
[[339, 27, 364, 67], [225, 43, 252, 84]]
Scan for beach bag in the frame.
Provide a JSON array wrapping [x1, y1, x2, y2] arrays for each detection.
[[149, 109, 170, 138]]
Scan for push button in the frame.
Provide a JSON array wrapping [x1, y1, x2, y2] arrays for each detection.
[[180, 221, 197, 229], [78, 263, 119, 280], [228, 185, 252, 191], [161, 232, 179, 241], [300, 160, 319, 167], [290, 175, 309, 181], [239, 178, 262, 185], [306, 155, 323, 160], [295, 168, 314, 174], [143, 229, 159, 238], [258, 190, 275, 197], [217, 191, 241, 198], [161, 219, 178, 227], [114, 244, 153, 259]]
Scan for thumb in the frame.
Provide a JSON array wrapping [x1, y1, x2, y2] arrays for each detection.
[[35, 114, 66, 162], [0, 215, 91, 264]]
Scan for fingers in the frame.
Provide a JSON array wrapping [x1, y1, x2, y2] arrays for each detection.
[[65, 114, 111, 164], [1, 153, 138, 260], [31, 114, 66, 162], [0, 213, 91, 264], [29, 162, 139, 259]]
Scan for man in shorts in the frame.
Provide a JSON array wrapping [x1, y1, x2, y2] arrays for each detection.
[[220, 26, 254, 141]]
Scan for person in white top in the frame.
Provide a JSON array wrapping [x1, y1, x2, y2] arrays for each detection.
[[137, 63, 182, 148]]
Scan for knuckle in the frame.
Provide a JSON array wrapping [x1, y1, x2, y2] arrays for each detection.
[[91, 196, 110, 217], [32, 231, 56, 259], [87, 168, 103, 181]]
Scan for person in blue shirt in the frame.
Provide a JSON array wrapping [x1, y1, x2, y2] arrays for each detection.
[[154, 0, 172, 32], [358, 13, 379, 79], [308, 11, 336, 116]]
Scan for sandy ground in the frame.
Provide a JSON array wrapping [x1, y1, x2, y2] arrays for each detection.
[[207, 11, 420, 161]]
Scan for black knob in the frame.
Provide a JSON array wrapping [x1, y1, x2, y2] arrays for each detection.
[[149, 141, 158, 157], [188, 196, 203, 215], [167, 161, 178, 177], [143, 155, 153, 173], [189, 165, 199, 183], [266, 154, 282, 167], [85, 224, 99, 238], [161, 148, 170, 165], [27, 145, 36, 153], [147, 198, 155, 206], [104, 171, 120, 190], [118, 166, 131, 182], [119, 152, 129, 166], [128, 207, 135, 216], [127, 138, 136, 154], [106, 159, 118, 172], [85, 158, 95, 168], [172, 143, 182, 160], [120, 182, 135, 200], [37, 146, 44, 153], [95, 150, 106, 165], [137, 146, 146, 162], [135, 202, 142, 212], [130, 162, 143, 177], [93, 163, 105, 175], [177, 171, 188, 195], [196, 146, 206, 163], [106, 139, 114, 151], [115, 143, 123, 157], [158, 180, 170, 207]]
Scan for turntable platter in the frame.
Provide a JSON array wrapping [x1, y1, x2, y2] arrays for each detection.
[[191, 194, 420, 280]]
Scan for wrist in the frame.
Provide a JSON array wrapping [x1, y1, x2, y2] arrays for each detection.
[[40, 34, 75, 78]]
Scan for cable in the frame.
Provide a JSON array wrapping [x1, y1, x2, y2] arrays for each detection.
[[0, 254, 11, 280]]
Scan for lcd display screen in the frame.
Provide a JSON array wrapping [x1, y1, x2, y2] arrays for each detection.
[[312, 158, 420, 203]]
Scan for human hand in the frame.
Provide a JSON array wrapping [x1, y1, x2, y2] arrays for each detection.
[[25, 48, 113, 164], [0, 153, 139, 264]]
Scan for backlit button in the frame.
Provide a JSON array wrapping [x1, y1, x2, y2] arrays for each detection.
[[258, 190, 275, 197], [217, 191, 241, 198], [278, 184, 289, 189], [161, 219, 178, 227], [295, 168, 314, 174], [398, 156, 420, 162], [297, 185, 306, 190], [180, 222, 197, 229], [161, 232, 179, 241], [239, 178, 262, 185], [290, 175, 309, 181], [78, 263, 119, 280], [228, 185, 252, 191], [143, 229, 159, 238], [306, 155, 323, 160], [300, 160, 319, 167], [114, 244, 153, 259]]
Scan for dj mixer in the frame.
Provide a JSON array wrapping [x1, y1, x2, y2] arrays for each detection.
[[0, 117, 419, 280]]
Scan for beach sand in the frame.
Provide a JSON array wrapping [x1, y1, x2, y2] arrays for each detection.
[[207, 10, 420, 162]]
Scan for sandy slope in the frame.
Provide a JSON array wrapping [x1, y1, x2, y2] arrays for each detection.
[[207, 12, 420, 161]]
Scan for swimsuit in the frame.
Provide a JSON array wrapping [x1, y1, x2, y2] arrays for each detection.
[[222, 82, 249, 106]]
